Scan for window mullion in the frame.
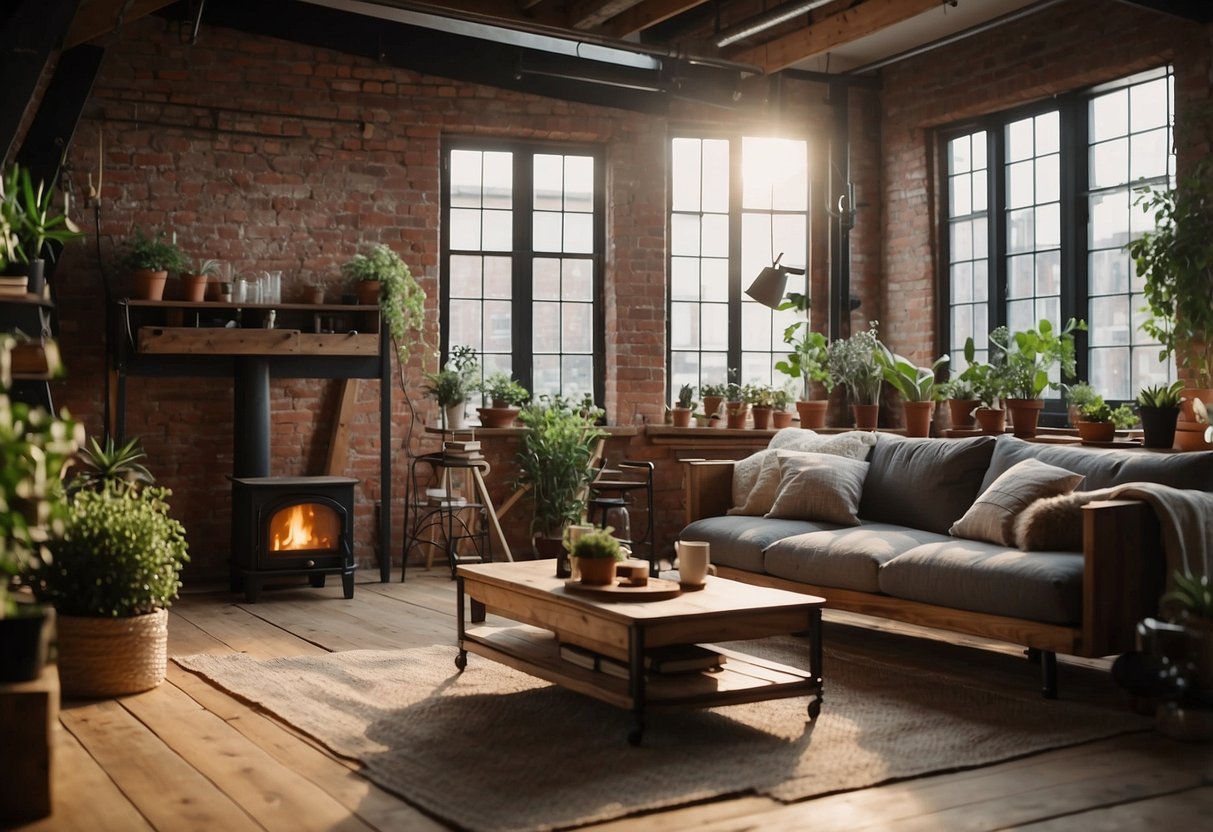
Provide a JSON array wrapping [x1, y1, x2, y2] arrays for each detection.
[[513, 151, 533, 396], [727, 139, 743, 380], [1059, 95, 1087, 381], [988, 127, 1007, 330]]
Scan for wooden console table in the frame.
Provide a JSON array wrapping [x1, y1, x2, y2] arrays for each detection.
[[109, 298, 395, 582]]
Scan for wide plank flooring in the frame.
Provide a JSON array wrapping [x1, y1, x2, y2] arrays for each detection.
[[17, 569, 1211, 832]]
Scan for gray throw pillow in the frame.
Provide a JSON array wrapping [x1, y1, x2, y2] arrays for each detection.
[[764, 451, 869, 527], [950, 458, 1084, 547], [729, 431, 876, 516]]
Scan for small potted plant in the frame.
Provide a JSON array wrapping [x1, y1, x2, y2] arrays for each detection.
[[743, 383, 778, 429], [30, 437, 189, 697], [771, 386, 794, 428], [476, 372, 529, 428], [179, 257, 220, 303], [876, 344, 948, 437], [774, 293, 832, 429], [1074, 398, 1137, 444], [1063, 381, 1100, 428], [1136, 381, 1185, 449], [828, 321, 885, 429], [1, 163, 84, 296], [989, 318, 1085, 438], [699, 382, 728, 424], [1160, 569, 1213, 698], [723, 380, 748, 428], [423, 345, 478, 430], [939, 378, 979, 430], [569, 526, 624, 586], [672, 383, 695, 427], [120, 228, 190, 301], [340, 243, 426, 366]]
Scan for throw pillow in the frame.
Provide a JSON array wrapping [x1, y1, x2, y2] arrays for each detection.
[[949, 458, 1085, 547], [728, 431, 877, 516], [764, 451, 869, 527], [1013, 486, 1117, 552]]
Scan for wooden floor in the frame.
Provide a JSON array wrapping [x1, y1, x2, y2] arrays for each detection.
[[18, 568, 1213, 832]]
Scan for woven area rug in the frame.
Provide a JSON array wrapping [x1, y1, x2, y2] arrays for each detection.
[[175, 636, 1146, 832]]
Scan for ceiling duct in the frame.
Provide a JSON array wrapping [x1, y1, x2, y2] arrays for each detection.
[[714, 0, 835, 48]]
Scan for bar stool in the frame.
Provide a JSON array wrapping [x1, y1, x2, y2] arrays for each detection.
[[586, 460, 655, 575]]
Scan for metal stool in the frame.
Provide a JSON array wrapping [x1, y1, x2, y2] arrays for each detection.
[[586, 460, 655, 575]]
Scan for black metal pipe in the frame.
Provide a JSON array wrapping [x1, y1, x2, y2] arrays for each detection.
[[234, 357, 271, 478]]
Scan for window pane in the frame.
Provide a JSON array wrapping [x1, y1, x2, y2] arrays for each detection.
[[1008, 254, 1033, 298], [563, 213, 592, 253], [562, 303, 592, 352], [1090, 347, 1131, 400], [449, 299, 481, 349], [1035, 250, 1060, 296], [702, 303, 728, 350], [450, 255, 481, 297], [564, 156, 594, 213], [950, 219, 973, 261], [702, 140, 729, 213], [671, 139, 702, 212], [562, 259, 592, 301], [561, 355, 593, 400], [483, 151, 512, 209], [1035, 111, 1059, 155], [973, 260, 988, 302], [701, 213, 729, 258], [950, 262, 973, 304], [1089, 249, 1129, 295], [533, 258, 559, 299], [670, 213, 700, 256], [1090, 139, 1129, 189], [740, 301, 770, 351], [449, 150, 483, 208], [1090, 89, 1128, 142], [1089, 295, 1131, 346], [450, 208, 481, 250], [484, 256, 511, 299], [671, 301, 698, 349], [1006, 117, 1034, 162], [949, 135, 971, 174], [701, 258, 728, 301], [483, 300, 512, 352], [951, 174, 972, 215], [1089, 191, 1130, 249], [482, 209, 512, 251], [1130, 128, 1169, 181], [533, 155, 562, 209], [1036, 203, 1060, 249], [1129, 77, 1168, 132], [671, 257, 698, 301], [532, 301, 560, 351], [533, 211, 561, 251], [1036, 155, 1060, 203], [1007, 208, 1035, 253]]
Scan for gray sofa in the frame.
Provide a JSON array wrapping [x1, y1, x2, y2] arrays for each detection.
[[682, 432, 1213, 695]]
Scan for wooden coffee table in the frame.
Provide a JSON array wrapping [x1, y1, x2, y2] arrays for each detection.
[[455, 560, 824, 745]]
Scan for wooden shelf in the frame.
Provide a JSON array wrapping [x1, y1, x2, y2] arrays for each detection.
[[137, 326, 378, 357]]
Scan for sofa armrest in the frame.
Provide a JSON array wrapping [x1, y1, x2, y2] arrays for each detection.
[[684, 460, 735, 524], [1081, 498, 1163, 657]]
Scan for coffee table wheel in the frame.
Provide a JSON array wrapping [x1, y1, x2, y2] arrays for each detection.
[[455, 650, 468, 671], [627, 726, 644, 747], [808, 697, 822, 721]]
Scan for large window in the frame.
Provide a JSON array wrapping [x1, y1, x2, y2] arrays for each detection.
[[669, 136, 809, 403], [943, 68, 1174, 404], [442, 140, 603, 404]]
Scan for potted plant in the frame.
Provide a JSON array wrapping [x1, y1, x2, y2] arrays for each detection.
[[672, 383, 695, 427], [120, 228, 190, 301], [1127, 162, 1213, 450], [29, 436, 189, 697], [988, 318, 1085, 438], [774, 293, 833, 429], [1, 163, 84, 296], [699, 382, 728, 425], [179, 257, 220, 303], [340, 243, 426, 366], [744, 383, 776, 430], [939, 378, 979, 430], [423, 345, 478, 430], [771, 386, 794, 428], [569, 526, 624, 586], [1160, 570, 1213, 699], [1136, 381, 1185, 449], [1063, 381, 1100, 428], [1074, 398, 1137, 444], [476, 372, 529, 428], [0, 337, 81, 683], [515, 394, 605, 561], [828, 321, 884, 429], [876, 344, 948, 437]]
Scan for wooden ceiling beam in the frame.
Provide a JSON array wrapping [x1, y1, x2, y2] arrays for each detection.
[[598, 0, 708, 38], [730, 0, 943, 74], [65, 0, 180, 48], [567, 0, 646, 30]]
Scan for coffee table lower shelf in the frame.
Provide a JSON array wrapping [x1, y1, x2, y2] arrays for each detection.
[[460, 623, 820, 713]]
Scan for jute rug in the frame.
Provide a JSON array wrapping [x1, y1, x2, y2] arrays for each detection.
[[175, 635, 1146, 832]]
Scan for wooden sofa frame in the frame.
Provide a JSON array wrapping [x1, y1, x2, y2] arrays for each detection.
[[684, 460, 1166, 696]]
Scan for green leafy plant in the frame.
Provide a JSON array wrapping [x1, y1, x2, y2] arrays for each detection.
[[1162, 570, 1213, 621], [341, 243, 427, 366], [675, 383, 695, 410], [742, 383, 777, 408], [774, 293, 832, 400], [827, 321, 884, 406], [120, 228, 190, 273], [955, 338, 1011, 407], [478, 372, 529, 407], [569, 527, 624, 561], [2, 163, 83, 265], [1064, 381, 1100, 411], [515, 394, 605, 538], [988, 318, 1085, 399], [70, 436, 154, 493], [423, 345, 478, 407], [1137, 381, 1186, 410], [771, 386, 792, 410], [32, 479, 189, 617], [1079, 400, 1137, 429], [1126, 161, 1213, 389], [938, 377, 976, 401], [183, 258, 220, 278], [699, 382, 729, 398], [876, 344, 949, 402]]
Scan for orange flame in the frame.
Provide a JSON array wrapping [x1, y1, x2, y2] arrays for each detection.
[[270, 503, 338, 551]]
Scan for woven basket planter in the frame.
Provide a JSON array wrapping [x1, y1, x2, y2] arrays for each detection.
[[56, 608, 169, 698]]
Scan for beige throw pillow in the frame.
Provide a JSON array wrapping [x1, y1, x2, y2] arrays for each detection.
[[728, 431, 877, 516], [949, 458, 1084, 547], [764, 451, 869, 527]]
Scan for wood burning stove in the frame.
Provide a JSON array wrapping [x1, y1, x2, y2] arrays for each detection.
[[230, 476, 357, 602]]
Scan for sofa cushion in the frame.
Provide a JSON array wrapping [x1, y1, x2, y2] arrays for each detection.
[[980, 435, 1213, 494], [950, 458, 1085, 547], [877, 540, 1084, 625], [765, 523, 952, 592], [766, 451, 868, 526], [680, 515, 830, 573], [729, 431, 877, 516], [858, 434, 998, 534]]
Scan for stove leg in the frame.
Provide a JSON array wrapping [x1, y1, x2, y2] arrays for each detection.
[[243, 578, 262, 604], [310, 574, 326, 588], [341, 571, 354, 599]]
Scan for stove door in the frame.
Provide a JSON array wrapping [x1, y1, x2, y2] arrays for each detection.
[[258, 496, 350, 570]]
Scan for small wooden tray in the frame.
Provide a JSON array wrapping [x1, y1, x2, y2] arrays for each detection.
[[563, 577, 682, 602]]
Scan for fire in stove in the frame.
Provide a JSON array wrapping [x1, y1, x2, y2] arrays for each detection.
[[270, 503, 340, 552]]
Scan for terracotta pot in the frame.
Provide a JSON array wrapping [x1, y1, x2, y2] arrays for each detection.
[[902, 401, 934, 437], [133, 269, 168, 301], [1139, 405, 1180, 449], [772, 410, 794, 429], [671, 407, 692, 427], [947, 398, 980, 429], [576, 557, 617, 586], [477, 406, 519, 428], [726, 402, 748, 429], [751, 406, 773, 430], [851, 403, 879, 430], [355, 280, 380, 305], [305, 285, 326, 304], [56, 608, 169, 697], [180, 273, 209, 302], [702, 396, 725, 421], [1075, 420, 1116, 443], [1175, 387, 1213, 450], [1005, 398, 1045, 438], [796, 400, 828, 429], [975, 407, 1006, 435]]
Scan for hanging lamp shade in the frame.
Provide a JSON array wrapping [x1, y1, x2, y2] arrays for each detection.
[[744, 253, 805, 309]]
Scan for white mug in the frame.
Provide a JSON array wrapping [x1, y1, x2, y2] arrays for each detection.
[[675, 540, 715, 587]]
